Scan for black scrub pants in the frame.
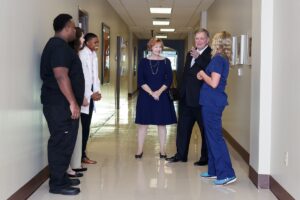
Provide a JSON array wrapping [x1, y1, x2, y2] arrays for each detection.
[[81, 99, 94, 159], [43, 105, 79, 190]]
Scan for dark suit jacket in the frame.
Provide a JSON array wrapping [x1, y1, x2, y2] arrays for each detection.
[[178, 46, 212, 107]]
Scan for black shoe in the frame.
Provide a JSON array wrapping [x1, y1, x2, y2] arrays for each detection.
[[72, 167, 87, 172], [68, 172, 83, 178], [159, 153, 167, 159], [194, 160, 208, 166], [166, 155, 187, 163], [68, 178, 80, 186], [49, 186, 80, 195], [135, 152, 143, 159]]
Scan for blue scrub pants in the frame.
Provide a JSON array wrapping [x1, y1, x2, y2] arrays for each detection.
[[201, 105, 235, 180]]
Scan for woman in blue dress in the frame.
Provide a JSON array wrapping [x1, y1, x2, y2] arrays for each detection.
[[135, 38, 177, 159], [196, 31, 237, 185]]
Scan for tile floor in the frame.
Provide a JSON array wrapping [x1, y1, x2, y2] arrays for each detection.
[[29, 98, 277, 200]]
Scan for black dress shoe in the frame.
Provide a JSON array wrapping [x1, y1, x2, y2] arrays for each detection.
[[166, 155, 187, 163], [72, 167, 87, 172], [135, 152, 143, 159], [68, 178, 80, 186], [194, 160, 208, 166], [159, 153, 167, 159], [68, 172, 83, 178], [49, 186, 80, 195]]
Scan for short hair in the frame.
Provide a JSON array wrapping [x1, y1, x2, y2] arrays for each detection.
[[69, 27, 84, 53], [84, 33, 98, 44], [211, 31, 232, 59], [195, 28, 210, 38], [53, 13, 73, 32], [147, 38, 164, 51]]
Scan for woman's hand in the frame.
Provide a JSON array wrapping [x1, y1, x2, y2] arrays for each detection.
[[152, 90, 161, 101], [197, 70, 204, 80], [82, 97, 89, 106]]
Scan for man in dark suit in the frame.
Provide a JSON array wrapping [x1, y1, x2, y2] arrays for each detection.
[[167, 29, 211, 165]]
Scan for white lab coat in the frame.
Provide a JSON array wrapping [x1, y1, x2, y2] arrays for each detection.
[[79, 46, 101, 114]]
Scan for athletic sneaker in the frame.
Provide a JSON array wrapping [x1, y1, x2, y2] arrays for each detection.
[[213, 176, 237, 185], [200, 172, 217, 179]]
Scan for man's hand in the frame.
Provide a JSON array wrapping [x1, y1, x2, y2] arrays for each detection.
[[70, 102, 80, 119], [92, 92, 101, 101], [190, 47, 200, 59]]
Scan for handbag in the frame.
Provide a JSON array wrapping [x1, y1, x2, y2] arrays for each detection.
[[168, 88, 179, 101]]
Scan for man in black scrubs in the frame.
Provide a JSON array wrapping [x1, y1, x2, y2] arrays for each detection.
[[167, 29, 211, 165], [40, 14, 84, 195]]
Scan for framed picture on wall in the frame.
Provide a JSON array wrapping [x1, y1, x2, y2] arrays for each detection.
[[101, 23, 110, 84]]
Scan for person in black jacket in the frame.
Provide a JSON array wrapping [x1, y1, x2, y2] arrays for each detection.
[[167, 29, 211, 165]]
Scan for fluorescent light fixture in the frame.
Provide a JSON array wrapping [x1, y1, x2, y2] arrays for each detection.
[[155, 35, 167, 39], [160, 28, 175, 32], [153, 21, 170, 26], [150, 8, 172, 14]]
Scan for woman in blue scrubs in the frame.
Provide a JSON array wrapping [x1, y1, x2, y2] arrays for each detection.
[[196, 31, 236, 185]]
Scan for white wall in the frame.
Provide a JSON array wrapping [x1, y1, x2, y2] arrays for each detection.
[[0, 0, 131, 198], [207, 0, 252, 152], [250, 0, 261, 174], [0, 1, 79, 199], [270, 0, 300, 198]]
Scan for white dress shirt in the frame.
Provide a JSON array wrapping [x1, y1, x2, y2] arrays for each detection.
[[79, 46, 101, 114], [190, 45, 208, 67]]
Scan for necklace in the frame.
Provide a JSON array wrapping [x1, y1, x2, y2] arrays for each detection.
[[149, 59, 159, 75]]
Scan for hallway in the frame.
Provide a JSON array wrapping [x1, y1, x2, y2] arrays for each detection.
[[29, 98, 276, 200]]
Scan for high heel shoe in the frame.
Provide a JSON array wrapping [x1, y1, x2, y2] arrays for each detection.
[[135, 152, 143, 159], [159, 153, 167, 159]]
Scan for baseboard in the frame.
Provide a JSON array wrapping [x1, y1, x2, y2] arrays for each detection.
[[222, 128, 249, 164], [7, 166, 49, 200], [223, 128, 295, 200], [270, 176, 295, 200], [249, 165, 270, 189]]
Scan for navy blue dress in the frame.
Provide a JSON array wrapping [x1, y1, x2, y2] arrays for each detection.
[[135, 58, 177, 125]]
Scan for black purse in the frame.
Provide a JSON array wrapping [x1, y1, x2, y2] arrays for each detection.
[[168, 88, 179, 101]]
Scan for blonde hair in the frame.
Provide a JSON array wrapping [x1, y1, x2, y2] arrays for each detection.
[[147, 38, 164, 51], [211, 31, 232, 60]]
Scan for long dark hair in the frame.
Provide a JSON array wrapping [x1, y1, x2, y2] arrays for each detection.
[[69, 27, 84, 53]]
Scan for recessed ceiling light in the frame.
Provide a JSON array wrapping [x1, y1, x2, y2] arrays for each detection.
[[150, 8, 172, 14], [153, 21, 170, 26], [160, 28, 175, 32], [155, 35, 168, 39]]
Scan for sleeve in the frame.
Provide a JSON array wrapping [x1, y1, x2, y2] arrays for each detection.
[[210, 55, 224, 75], [50, 45, 71, 69], [163, 58, 173, 88], [137, 59, 146, 87], [79, 52, 93, 101], [92, 54, 101, 93]]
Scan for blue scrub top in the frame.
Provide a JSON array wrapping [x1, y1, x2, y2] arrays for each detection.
[[199, 54, 229, 107]]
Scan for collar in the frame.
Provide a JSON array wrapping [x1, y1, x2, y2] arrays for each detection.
[[83, 46, 94, 55], [198, 45, 208, 55]]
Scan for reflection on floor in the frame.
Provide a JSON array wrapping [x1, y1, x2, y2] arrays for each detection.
[[29, 98, 277, 200]]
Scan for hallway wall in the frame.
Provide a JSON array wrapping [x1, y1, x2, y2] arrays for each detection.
[[206, 0, 252, 152], [0, 0, 131, 199], [0, 1, 79, 199], [78, 0, 131, 131], [270, 1, 300, 198]]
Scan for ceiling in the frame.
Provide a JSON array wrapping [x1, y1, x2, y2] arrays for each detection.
[[106, 0, 215, 40]]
